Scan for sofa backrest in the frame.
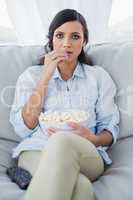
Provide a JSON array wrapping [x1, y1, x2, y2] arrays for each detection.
[[88, 41, 133, 139], [0, 42, 133, 143]]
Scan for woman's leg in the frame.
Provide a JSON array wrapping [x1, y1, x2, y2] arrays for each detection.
[[19, 150, 95, 200], [23, 133, 104, 200], [18, 150, 42, 176], [71, 173, 95, 200]]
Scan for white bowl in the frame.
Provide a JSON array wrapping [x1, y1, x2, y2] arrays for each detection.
[[39, 109, 89, 133]]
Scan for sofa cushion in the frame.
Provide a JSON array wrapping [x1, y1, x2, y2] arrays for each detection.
[[0, 45, 45, 142], [0, 174, 25, 200], [0, 140, 25, 200], [0, 140, 18, 172], [88, 41, 133, 139], [93, 136, 133, 200]]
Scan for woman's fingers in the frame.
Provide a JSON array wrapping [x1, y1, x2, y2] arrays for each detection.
[[55, 56, 67, 64], [67, 122, 80, 129], [51, 53, 68, 61], [47, 128, 56, 135], [46, 50, 68, 61], [48, 49, 66, 56], [48, 127, 65, 132], [47, 127, 65, 135], [42, 49, 68, 81]]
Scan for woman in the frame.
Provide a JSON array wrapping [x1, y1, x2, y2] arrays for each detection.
[[10, 9, 120, 200]]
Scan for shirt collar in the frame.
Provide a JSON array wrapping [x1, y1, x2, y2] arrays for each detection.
[[52, 62, 85, 80]]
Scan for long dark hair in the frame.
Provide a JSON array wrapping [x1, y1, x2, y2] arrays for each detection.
[[40, 9, 92, 65]]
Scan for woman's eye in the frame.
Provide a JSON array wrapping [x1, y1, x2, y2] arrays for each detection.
[[72, 35, 80, 40], [55, 33, 63, 39]]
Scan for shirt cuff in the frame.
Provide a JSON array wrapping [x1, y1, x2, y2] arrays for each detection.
[[96, 124, 119, 146]]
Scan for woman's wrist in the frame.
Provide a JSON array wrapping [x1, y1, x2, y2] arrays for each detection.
[[38, 77, 49, 86], [86, 131, 100, 147]]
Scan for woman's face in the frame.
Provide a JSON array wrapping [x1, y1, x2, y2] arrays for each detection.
[[52, 21, 85, 62]]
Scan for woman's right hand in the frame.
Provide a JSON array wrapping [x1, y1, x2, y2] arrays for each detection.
[[41, 50, 68, 82]]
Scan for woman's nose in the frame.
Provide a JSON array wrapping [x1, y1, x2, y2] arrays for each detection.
[[63, 38, 72, 47]]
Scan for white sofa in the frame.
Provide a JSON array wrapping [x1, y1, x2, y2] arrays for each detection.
[[0, 42, 133, 200]]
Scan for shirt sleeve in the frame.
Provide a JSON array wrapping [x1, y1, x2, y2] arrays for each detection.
[[95, 67, 120, 146], [10, 68, 39, 139]]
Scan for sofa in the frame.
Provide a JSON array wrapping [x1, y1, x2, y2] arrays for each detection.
[[0, 41, 133, 200]]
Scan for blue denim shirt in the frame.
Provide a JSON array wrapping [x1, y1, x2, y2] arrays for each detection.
[[10, 62, 120, 165]]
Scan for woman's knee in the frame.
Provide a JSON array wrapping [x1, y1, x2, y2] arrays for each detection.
[[44, 133, 80, 166], [72, 173, 95, 200], [46, 133, 75, 152]]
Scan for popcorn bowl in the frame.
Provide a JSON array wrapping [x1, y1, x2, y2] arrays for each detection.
[[39, 109, 89, 133]]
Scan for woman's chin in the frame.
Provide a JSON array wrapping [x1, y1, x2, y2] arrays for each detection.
[[60, 59, 70, 63], [63, 57, 76, 63], [59, 56, 77, 64]]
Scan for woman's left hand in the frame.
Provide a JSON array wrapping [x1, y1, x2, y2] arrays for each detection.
[[67, 122, 93, 139], [67, 122, 99, 146], [47, 122, 97, 142]]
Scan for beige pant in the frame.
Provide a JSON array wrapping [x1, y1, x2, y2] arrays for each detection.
[[18, 132, 104, 200]]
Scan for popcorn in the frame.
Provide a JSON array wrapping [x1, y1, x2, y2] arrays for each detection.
[[39, 110, 89, 133], [40, 110, 88, 123]]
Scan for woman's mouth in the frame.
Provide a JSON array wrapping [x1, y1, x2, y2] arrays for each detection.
[[65, 51, 73, 57], [66, 51, 72, 54]]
